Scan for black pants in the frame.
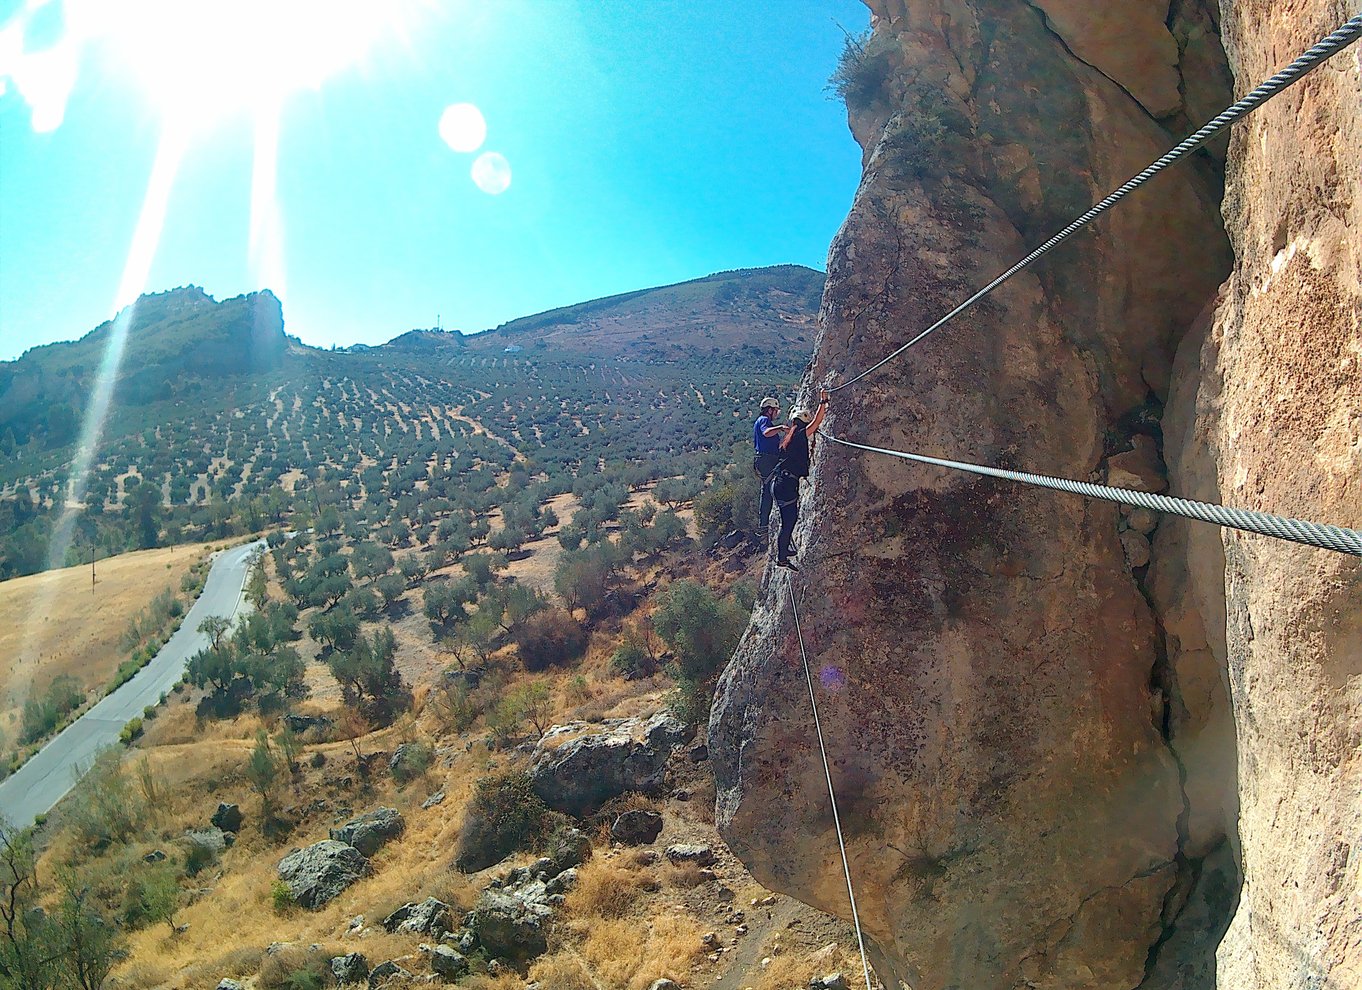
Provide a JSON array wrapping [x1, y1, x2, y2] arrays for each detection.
[[774, 477, 799, 562], [754, 453, 780, 533]]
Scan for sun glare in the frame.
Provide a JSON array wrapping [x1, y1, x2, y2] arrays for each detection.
[[104, 0, 411, 122], [439, 102, 487, 153]]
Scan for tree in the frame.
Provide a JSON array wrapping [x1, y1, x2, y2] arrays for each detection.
[[124, 479, 162, 549], [652, 580, 748, 682], [423, 578, 474, 633], [504, 681, 553, 738], [0, 820, 62, 989], [198, 614, 231, 648], [54, 874, 121, 990], [245, 730, 280, 818], [244, 555, 268, 610], [375, 573, 406, 609]]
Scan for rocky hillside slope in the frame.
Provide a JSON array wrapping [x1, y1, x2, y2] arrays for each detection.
[[712, 3, 1359, 989]]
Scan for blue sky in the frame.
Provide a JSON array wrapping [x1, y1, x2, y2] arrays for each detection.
[[0, 0, 868, 360]]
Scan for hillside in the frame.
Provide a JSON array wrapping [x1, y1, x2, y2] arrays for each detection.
[[0, 265, 820, 581], [464, 265, 823, 361], [0, 287, 288, 452]]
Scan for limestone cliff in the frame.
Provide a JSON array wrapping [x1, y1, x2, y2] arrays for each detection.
[[711, 2, 1359, 989]]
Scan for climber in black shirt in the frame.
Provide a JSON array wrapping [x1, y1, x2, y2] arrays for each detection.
[[770, 389, 829, 571]]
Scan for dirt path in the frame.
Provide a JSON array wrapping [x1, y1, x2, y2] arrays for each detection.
[[712, 900, 803, 990]]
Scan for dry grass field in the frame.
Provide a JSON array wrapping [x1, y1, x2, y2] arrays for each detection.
[[0, 541, 217, 743]]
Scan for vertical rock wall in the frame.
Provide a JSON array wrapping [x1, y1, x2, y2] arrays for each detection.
[[707, 1, 1356, 987], [1182, 3, 1361, 987]]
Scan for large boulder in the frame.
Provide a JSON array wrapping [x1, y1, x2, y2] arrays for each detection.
[[708, 3, 1240, 988], [382, 896, 452, 937], [465, 888, 552, 962], [330, 808, 405, 857], [529, 711, 692, 815], [277, 840, 370, 909]]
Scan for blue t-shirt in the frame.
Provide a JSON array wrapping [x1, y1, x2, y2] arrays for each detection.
[[753, 415, 781, 454]]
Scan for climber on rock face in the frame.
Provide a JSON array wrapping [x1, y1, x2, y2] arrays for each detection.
[[770, 389, 829, 571], [752, 396, 785, 540]]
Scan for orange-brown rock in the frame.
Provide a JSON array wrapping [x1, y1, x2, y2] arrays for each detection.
[[1178, 3, 1362, 987], [711, 3, 1237, 989]]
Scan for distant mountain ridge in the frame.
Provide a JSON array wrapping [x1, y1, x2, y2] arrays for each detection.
[[0, 287, 287, 448]]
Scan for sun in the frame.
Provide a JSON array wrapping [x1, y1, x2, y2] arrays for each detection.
[[97, 0, 414, 124]]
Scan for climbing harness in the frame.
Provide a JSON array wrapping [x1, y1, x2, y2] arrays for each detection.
[[824, 433, 1362, 557], [788, 581, 876, 990], [828, 12, 1362, 395]]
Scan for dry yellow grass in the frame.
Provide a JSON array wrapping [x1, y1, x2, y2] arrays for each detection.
[[0, 541, 216, 740], [572, 914, 708, 990], [567, 859, 652, 920]]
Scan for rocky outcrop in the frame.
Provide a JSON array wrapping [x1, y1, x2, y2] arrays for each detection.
[[529, 711, 692, 815], [707, 1, 1282, 989], [330, 808, 405, 857], [277, 840, 370, 909], [715, 2, 1359, 989]]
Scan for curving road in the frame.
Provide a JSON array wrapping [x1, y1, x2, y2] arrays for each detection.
[[0, 539, 265, 828]]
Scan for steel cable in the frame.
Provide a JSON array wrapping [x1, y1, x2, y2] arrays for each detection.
[[787, 580, 877, 990], [824, 433, 1362, 556], [829, 13, 1362, 394]]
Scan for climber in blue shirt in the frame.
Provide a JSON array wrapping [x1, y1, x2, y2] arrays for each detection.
[[753, 396, 784, 539]]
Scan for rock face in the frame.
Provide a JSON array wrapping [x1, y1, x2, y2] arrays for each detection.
[[529, 712, 692, 815], [277, 840, 370, 910], [1182, 4, 1361, 987], [330, 808, 405, 856], [465, 888, 552, 962], [712, 2, 1359, 989]]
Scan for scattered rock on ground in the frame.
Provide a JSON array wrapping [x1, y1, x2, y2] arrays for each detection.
[[429, 945, 470, 980], [547, 826, 592, 870], [143, 849, 166, 863], [612, 809, 664, 845], [284, 712, 334, 737], [546, 868, 578, 896], [529, 712, 692, 815], [216, 981, 244, 990], [210, 803, 243, 833], [367, 961, 412, 988], [331, 952, 370, 984], [383, 896, 452, 937], [330, 808, 405, 856], [465, 888, 552, 962], [810, 973, 848, 990], [277, 840, 370, 910], [422, 791, 446, 809], [665, 843, 715, 866], [183, 827, 232, 856]]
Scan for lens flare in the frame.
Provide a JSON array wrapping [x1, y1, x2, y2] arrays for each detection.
[[471, 151, 512, 195]]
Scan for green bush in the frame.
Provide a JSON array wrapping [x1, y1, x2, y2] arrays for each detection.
[[271, 879, 296, 914], [610, 641, 654, 681], [119, 717, 144, 745], [456, 771, 550, 872], [827, 28, 895, 110]]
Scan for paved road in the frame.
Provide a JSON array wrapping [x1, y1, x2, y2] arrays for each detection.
[[0, 539, 265, 828]]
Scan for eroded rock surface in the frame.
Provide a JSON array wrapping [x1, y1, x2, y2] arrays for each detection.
[[711, 2, 1248, 989]]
